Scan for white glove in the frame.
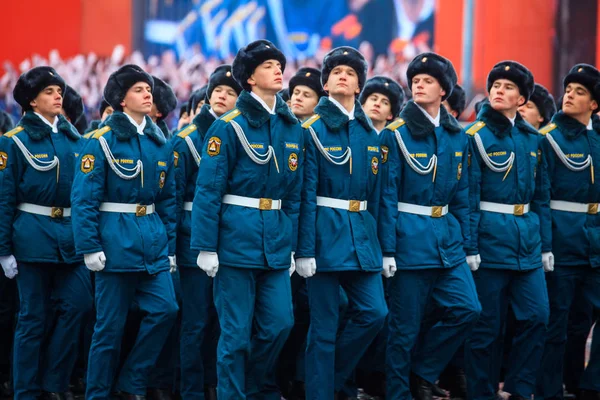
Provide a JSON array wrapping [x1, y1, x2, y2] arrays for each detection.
[[542, 252, 554, 272], [296, 257, 317, 278], [84, 252, 106, 272], [169, 255, 177, 273], [0, 255, 18, 279], [467, 254, 481, 272], [289, 252, 296, 276], [382, 256, 397, 278], [197, 251, 219, 278]]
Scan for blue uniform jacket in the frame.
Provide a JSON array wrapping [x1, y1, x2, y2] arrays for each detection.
[[296, 97, 382, 272], [0, 112, 83, 264], [466, 103, 543, 270], [535, 112, 600, 268], [378, 101, 470, 270], [172, 104, 216, 268], [190, 91, 303, 270], [71, 111, 176, 274]]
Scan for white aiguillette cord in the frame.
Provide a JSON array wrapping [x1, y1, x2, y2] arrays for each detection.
[[394, 129, 437, 181], [11, 135, 60, 181], [473, 132, 515, 181], [308, 126, 353, 173], [98, 136, 144, 187], [230, 119, 279, 172]]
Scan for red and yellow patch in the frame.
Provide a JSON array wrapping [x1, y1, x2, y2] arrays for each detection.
[[371, 156, 379, 175], [0, 152, 7, 171], [288, 152, 298, 171], [81, 154, 95, 173], [207, 137, 221, 157]]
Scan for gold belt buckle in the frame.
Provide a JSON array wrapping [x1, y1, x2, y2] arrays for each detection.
[[514, 204, 525, 216], [51, 207, 64, 218], [349, 200, 361, 212], [588, 203, 599, 215], [136, 205, 147, 217], [431, 206, 443, 218], [259, 198, 273, 210]]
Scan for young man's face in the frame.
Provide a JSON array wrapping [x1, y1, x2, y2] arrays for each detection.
[[324, 65, 360, 97], [209, 85, 238, 117], [489, 79, 524, 112], [101, 106, 114, 122], [248, 60, 283, 93], [411, 74, 445, 106], [121, 82, 153, 115], [518, 100, 544, 128], [291, 85, 319, 118], [563, 83, 598, 117], [30, 85, 63, 117], [363, 92, 393, 123]]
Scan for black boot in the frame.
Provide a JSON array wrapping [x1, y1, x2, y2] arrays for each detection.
[[204, 386, 217, 400], [118, 392, 147, 400], [287, 381, 305, 400], [580, 390, 600, 400], [410, 372, 434, 400], [147, 388, 172, 400], [40, 392, 67, 400]]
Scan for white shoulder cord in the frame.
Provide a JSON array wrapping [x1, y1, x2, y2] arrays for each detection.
[[185, 136, 201, 166], [98, 136, 144, 186], [308, 126, 352, 166], [11, 135, 59, 172], [546, 132, 593, 172], [473, 132, 515, 178], [394, 129, 437, 180], [230, 119, 279, 172]]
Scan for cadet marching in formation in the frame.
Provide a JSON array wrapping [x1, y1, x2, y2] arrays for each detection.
[[0, 39, 599, 400]]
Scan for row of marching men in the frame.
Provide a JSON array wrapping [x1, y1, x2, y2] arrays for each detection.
[[0, 38, 600, 400]]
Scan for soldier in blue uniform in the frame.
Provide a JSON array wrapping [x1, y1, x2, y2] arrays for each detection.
[[289, 67, 327, 122], [85, 100, 113, 134], [464, 61, 549, 400], [172, 64, 241, 400], [535, 64, 600, 400], [149, 76, 177, 140], [360, 75, 404, 133], [0, 66, 93, 400], [61, 85, 88, 134], [191, 40, 303, 400], [295, 46, 388, 400], [71, 64, 179, 400], [443, 83, 466, 120], [0, 110, 14, 135], [378, 53, 480, 400], [518, 83, 556, 130]]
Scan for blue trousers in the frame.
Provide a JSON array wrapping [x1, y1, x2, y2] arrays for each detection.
[[563, 292, 594, 393], [213, 266, 294, 400], [179, 267, 218, 399], [465, 267, 549, 400], [305, 270, 388, 400], [13, 263, 93, 400], [387, 263, 480, 400], [536, 266, 600, 398], [85, 271, 178, 400]]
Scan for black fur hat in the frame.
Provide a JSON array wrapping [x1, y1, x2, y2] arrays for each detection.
[[487, 60, 534, 102], [445, 84, 466, 118], [13, 66, 66, 111], [232, 40, 286, 92], [321, 46, 368, 92], [407, 52, 457, 101], [62, 85, 84, 124], [0, 110, 14, 134], [359, 76, 404, 118], [278, 88, 290, 102], [207, 65, 243, 101], [188, 85, 207, 115], [103, 64, 154, 111], [99, 99, 112, 116], [563, 63, 600, 103], [529, 83, 557, 126], [152, 76, 177, 121], [289, 67, 327, 99]]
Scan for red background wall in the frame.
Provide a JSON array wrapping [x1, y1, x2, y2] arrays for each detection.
[[2, 0, 131, 68]]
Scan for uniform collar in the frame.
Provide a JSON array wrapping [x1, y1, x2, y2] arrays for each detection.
[[508, 114, 516, 126], [587, 119, 593, 130], [476, 102, 538, 137], [123, 112, 146, 135], [235, 91, 298, 128], [250, 91, 277, 115], [209, 107, 219, 119], [414, 102, 440, 127], [399, 100, 462, 137], [328, 96, 355, 120], [314, 97, 374, 132], [34, 112, 59, 133]]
